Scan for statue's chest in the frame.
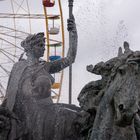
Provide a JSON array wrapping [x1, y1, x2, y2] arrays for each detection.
[[19, 66, 53, 97]]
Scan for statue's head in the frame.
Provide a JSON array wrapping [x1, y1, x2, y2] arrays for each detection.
[[21, 32, 45, 58], [78, 90, 97, 112], [108, 54, 140, 127], [78, 81, 103, 113]]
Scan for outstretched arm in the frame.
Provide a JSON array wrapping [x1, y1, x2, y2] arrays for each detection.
[[48, 16, 78, 74]]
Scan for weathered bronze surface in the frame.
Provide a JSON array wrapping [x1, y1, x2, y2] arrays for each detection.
[[78, 42, 140, 140], [0, 11, 140, 140], [0, 15, 82, 140]]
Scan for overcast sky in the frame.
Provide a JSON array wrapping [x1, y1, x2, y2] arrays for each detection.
[[62, 0, 140, 105], [0, 0, 140, 105]]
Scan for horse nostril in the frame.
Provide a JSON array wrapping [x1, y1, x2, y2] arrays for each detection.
[[118, 104, 124, 111]]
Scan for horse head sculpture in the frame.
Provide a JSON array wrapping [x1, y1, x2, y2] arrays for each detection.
[[113, 59, 140, 127], [89, 47, 140, 140]]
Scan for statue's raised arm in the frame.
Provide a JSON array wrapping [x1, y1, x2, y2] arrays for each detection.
[[48, 15, 78, 74]]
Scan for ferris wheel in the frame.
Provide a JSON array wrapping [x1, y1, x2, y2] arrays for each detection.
[[0, 0, 65, 103]]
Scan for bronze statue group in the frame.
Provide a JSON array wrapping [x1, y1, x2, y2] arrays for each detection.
[[0, 13, 140, 140]]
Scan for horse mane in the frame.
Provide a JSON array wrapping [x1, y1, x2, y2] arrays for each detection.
[[105, 50, 134, 89]]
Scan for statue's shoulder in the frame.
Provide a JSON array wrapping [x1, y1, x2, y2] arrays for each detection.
[[12, 60, 27, 72], [39, 59, 51, 70], [14, 59, 26, 65]]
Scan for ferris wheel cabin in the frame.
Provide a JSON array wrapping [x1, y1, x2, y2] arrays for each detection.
[[43, 0, 55, 7]]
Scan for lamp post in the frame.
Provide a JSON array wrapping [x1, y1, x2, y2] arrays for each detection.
[[68, 0, 73, 104]]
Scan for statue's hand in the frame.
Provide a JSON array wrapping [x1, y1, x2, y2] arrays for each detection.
[[87, 65, 94, 73], [67, 15, 76, 32]]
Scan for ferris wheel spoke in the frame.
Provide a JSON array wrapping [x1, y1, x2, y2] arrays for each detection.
[[0, 32, 24, 40], [1, 30, 16, 36], [0, 48, 19, 59], [0, 37, 24, 51], [12, 0, 28, 13], [0, 50, 15, 63], [0, 82, 5, 93], [15, 0, 25, 14], [0, 25, 30, 36], [0, 13, 45, 19], [0, 65, 10, 76], [0, 25, 63, 44], [0, 62, 13, 65]]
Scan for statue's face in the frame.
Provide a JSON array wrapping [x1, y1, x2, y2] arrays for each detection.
[[33, 40, 45, 58]]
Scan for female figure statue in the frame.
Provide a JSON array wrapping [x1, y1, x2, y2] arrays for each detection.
[[3, 16, 78, 140]]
